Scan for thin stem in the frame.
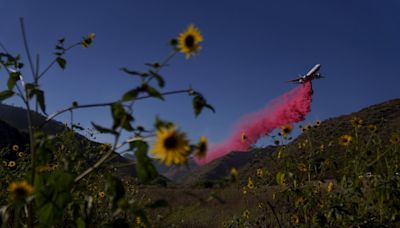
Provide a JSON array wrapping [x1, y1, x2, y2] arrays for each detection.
[[19, 18, 36, 79], [42, 89, 190, 129], [267, 201, 282, 228], [37, 43, 80, 80], [74, 127, 122, 183]]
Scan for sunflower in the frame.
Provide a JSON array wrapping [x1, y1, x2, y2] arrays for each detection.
[[2, 161, 8, 167], [98, 191, 105, 198], [327, 181, 334, 192], [315, 120, 321, 128], [350, 117, 363, 128], [177, 24, 203, 59], [256, 168, 263, 178], [297, 163, 307, 172], [230, 168, 238, 182], [12, 145, 19, 152], [280, 124, 293, 136], [242, 209, 250, 219], [241, 132, 247, 143], [390, 133, 400, 145], [8, 180, 34, 199], [295, 197, 305, 207], [273, 139, 280, 146], [151, 125, 190, 166], [367, 124, 378, 134], [17, 152, 25, 157], [247, 177, 254, 189], [291, 214, 300, 224], [242, 186, 247, 194], [135, 216, 142, 225], [194, 136, 207, 159], [8, 161, 16, 168], [82, 33, 95, 48], [276, 172, 286, 186], [339, 135, 352, 146]]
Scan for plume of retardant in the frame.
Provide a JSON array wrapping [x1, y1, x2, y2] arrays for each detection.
[[195, 82, 313, 165]]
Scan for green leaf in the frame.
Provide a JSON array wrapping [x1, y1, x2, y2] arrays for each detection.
[[7, 71, 20, 90], [145, 85, 164, 100], [149, 70, 165, 88], [0, 90, 14, 101], [37, 203, 55, 228], [106, 175, 126, 210], [111, 103, 134, 131], [76, 218, 86, 228], [25, 83, 37, 99], [35, 89, 47, 115], [56, 57, 66, 69], [132, 140, 158, 183], [121, 88, 139, 101], [192, 93, 215, 117], [92, 122, 118, 135]]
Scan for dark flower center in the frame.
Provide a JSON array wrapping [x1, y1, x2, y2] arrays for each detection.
[[185, 35, 195, 48], [164, 136, 178, 149], [199, 143, 206, 153], [15, 187, 27, 197]]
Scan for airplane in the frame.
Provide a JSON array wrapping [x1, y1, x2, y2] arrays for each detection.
[[286, 64, 324, 84]]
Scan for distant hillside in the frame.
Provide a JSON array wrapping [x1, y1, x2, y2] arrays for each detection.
[[0, 103, 138, 178], [181, 99, 400, 186], [181, 147, 276, 186]]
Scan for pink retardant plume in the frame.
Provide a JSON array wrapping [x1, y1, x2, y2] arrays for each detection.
[[195, 82, 313, 165]]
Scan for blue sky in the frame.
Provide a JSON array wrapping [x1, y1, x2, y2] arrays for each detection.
[[0, 0, 399, 150]]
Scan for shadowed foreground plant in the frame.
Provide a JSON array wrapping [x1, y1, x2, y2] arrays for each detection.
[[0, 19, 213, 227]]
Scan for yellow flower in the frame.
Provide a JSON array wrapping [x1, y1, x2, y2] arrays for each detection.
[[99, 143, 112, 152], [291, 214, 300, 224], [8, 180, 34, 199], [17, 152, 25, 157], [350, 116, 363, 128], [247, 177, 254, 189], [242, 209, 250, 219], [297, 163, 307, 172], [390, 133, 400, 145], [256, 168, 264, 178], [8, 161, 16, 167], [151, 125, 190, 166], [12, 145, 19, 152], [327, 181, 334, 192], [2, 161, 8, 167], [82, 33, 95, 48], [280, 124, 293, 136], [242, 186, 247, 195], [276, 172, 286, 186], [339, 135, 352, 146], [306, 124, 312, 130], [230, 168, 238, 182], [273, 139, 280, 146], [295, 197, 305, 207], [98, 191, 105, 198], [315, 120, 321, 128], [177, 24, 203, 59], [368, 124, 378, 134], [135, 216, 142, 225], [241, 132, 247, 143], [194, 136, 207, 159], [37, 164, 52, 173]]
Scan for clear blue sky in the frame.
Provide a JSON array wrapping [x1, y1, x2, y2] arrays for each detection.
[[1, 0, 399, 150]]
